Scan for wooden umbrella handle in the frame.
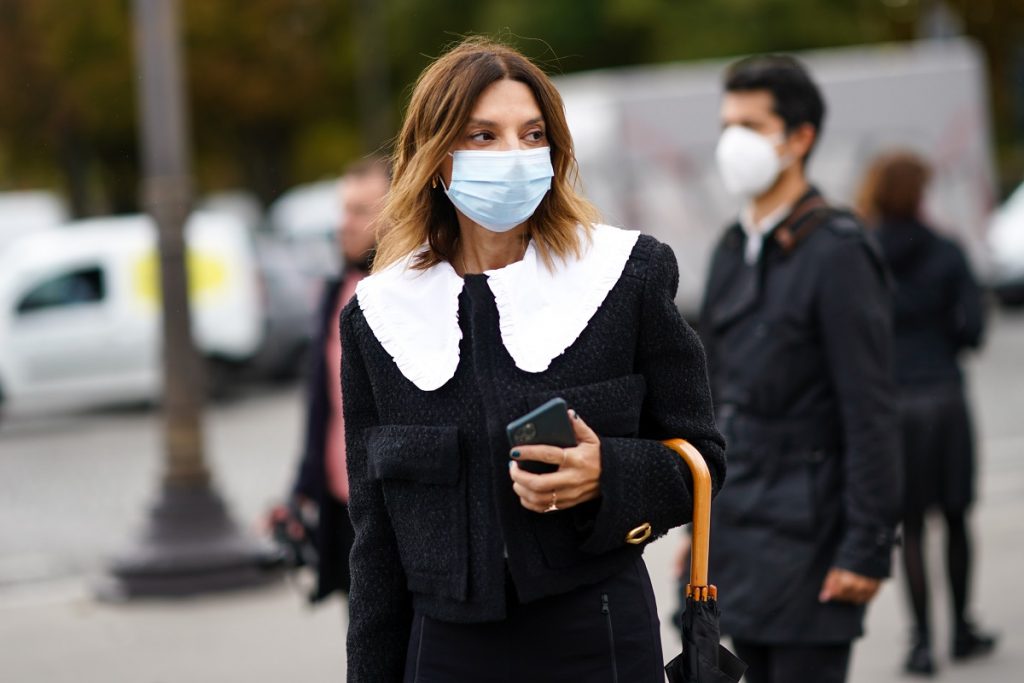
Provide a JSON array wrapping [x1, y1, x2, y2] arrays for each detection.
[[662, 438, 715, 599]]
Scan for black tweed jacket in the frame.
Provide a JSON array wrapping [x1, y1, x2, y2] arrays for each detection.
[[340, 234, 725, 682]]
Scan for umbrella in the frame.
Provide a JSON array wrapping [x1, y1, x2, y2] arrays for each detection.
[[662, 438, 747, 683]]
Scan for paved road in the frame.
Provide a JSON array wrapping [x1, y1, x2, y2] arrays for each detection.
[[1, 312, 1022, 682]]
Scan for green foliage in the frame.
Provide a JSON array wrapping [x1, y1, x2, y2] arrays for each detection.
[[0, 1, 136, 211], [0, 0, 1019, 214]]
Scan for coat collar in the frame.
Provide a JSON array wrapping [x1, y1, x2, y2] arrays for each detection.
[[725, 187, 825, 251], [355, 224, 641, 391], [708, 187, 829, 331]]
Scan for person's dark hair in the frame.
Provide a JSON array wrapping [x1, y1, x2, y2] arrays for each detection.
[[725, 55, 826, 163], [858, 151, 931, 224]]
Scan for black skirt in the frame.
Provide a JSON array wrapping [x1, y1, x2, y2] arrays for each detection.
[[402, 556, 664, 683], [898, 382, 976, 515]]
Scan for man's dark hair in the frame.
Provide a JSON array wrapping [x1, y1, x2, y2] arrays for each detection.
[[725, 55, 826, 162]]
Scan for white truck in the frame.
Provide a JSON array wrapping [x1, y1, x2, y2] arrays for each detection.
[[0, 191, 68, 252], [556, 38, 998, 314], [0, 211, 311, 417]]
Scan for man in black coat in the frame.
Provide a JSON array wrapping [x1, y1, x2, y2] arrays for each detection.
[[273, 157, 390, 602], [699, 55, 902, 683]]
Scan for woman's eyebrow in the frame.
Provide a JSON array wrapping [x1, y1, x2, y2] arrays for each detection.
[[466, 117, 545, 127]]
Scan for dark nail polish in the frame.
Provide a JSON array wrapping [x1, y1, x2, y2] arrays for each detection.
[[511, 450, 520, 458]]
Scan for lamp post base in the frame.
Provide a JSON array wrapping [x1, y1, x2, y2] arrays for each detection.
[[98, 482, 280, 600]]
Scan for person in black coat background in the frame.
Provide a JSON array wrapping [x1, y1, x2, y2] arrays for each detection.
[[699, 55, 902, 683], [858, 151, 996, 676], [269, 157, 390, 602]]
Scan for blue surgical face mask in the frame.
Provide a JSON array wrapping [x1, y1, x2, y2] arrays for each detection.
[[442, 147, 554, 232]]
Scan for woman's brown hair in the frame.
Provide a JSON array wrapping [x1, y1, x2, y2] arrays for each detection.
[[372, 37, 599, 273], [856, 150, 932, 225]]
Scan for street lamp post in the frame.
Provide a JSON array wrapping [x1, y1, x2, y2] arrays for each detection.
[[100, 0, 273, 599], [351, 0, 392, 151]]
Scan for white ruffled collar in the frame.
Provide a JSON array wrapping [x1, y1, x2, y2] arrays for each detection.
[[355, 223, 640, 391]]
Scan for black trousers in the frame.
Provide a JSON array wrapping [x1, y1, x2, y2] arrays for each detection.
[[402, 557, 664, 683], [732, 640, 852, 683]]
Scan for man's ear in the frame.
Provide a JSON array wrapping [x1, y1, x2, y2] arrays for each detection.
[[789, 122, 817, 164]]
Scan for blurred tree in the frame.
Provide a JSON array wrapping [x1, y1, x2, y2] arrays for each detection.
[[350, 0, 393, 153], [0, 0, 136, 215], [184, 0, 348, 201], [0, 0, 1019, 214]]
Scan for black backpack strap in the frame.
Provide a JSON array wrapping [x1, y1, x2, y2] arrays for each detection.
[[772, 194, 830, 253], [774, 201, 892, 288]]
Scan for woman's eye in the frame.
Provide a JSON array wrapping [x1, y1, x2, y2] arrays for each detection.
[[526, 130, 546, 142], [469, 131, 493, 142]]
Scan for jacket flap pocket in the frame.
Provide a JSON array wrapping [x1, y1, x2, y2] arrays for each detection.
[[365, 424, 460, 485], [528, 374, 646, 437]]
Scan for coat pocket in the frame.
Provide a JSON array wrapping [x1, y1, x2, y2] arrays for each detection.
[[365, 424, 467, 600], [713, 452, 816, 539], [527, 373, 647, 438]]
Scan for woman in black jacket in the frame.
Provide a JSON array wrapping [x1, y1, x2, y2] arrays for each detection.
[[339, 37, 725, 682], [860, 151, 996, 676]]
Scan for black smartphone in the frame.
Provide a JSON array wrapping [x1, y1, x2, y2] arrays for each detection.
[[506, 397, 577, 475]]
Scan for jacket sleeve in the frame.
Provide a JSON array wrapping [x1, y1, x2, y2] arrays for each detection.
[[291, 283, 336, 500], [816, 238, 902, 578], [579, 240, 726, 555], [291, 356, 327, 500], [341, 303, 412, 683], [948, 243, 986, 350], [291, 438, 321, 500]]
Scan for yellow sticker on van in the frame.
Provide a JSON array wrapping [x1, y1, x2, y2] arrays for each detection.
[[132, 250, 229, 306]]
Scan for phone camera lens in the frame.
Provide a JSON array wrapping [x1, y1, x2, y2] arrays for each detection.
[[515, 423, 536, 443]]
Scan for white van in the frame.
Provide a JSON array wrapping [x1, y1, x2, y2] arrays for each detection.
[[988, 180, 1024, 305], [0, 191, 68, 252], [267, 178, 343, 280], [0, 212, 267, 414]]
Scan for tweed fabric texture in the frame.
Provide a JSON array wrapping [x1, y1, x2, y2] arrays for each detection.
[[341, 234, 725, 682]]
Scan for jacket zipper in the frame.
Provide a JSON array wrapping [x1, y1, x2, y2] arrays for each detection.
[[601, 593, 619, 683]]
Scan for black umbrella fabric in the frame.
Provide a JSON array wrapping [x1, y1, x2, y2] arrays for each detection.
[[661, 439, 746, 683], [665, 587, 746, 683]]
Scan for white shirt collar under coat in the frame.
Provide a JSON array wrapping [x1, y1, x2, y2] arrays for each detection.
[[355, 224, 641, 391], [740, 201, 792, 265]]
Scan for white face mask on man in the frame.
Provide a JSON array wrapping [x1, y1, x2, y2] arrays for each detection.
[[715, 125, 793, 198]]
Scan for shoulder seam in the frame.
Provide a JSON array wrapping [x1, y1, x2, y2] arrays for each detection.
[[625, 234, 660, 281]]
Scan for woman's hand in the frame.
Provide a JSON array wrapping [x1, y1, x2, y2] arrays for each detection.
[[508, 410, 602, 513]]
